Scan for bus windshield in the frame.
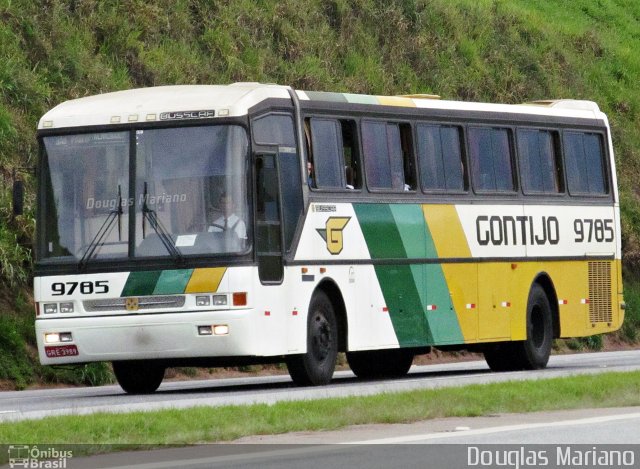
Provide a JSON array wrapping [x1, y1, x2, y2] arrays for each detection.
[[41, 125, 249, 262]]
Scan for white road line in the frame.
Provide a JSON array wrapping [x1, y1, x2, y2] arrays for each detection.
[[347, 412, 640, 444]]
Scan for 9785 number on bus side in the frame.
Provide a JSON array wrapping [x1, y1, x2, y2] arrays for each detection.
[[573, 218, 614, 243]]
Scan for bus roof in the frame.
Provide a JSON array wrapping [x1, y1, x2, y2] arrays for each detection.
[[38, 82, 606, 130]]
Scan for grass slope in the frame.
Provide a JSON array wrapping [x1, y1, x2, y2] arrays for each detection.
[[0, 0, 639, 386]]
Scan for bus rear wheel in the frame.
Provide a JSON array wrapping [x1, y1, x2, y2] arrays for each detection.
[[113, 360, 165, 394], [286, 291, 338, 386], [347, 349, 414, 379], [516, 283, 553, 369], [484, 283, 553, 371]]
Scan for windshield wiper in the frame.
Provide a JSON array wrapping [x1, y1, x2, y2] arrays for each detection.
[[79, 185, 123, 270], [141, 182, 183, 263]]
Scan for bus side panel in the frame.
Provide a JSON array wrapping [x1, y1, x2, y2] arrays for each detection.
[[353, 203, 467, 347], [293, 203, 400, 352]]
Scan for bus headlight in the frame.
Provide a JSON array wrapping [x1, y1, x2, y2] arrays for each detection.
[[196, 296, 210, 307], [59, 302, 74, 314], [43, 304, 58, 314], [45, 332, 73, 343], [44, 333, 60, 343], [212, 294, 227, 306]]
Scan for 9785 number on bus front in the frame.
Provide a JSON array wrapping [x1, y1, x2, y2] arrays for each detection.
[[51, 280, 110, 296]]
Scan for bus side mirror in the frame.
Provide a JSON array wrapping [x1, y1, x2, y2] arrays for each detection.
[[12, 180, 24, 216]]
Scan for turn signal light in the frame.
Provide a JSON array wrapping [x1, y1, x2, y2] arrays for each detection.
[[233, 292, 247, 306]]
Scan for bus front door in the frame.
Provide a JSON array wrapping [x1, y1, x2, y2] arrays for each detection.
[[253, 151, 284, 284]]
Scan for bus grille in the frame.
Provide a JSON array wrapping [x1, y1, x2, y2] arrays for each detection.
[[83, 295, 186, 313], [588, 261, 612, 324]]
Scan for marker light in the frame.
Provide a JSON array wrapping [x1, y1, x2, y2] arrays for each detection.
[[213, 325, 229, 336], [212, 294, 227, 306], [59, 332, 73, 342], [60, 302, 74, 314], [44, 304, 58, 314], [233, 292, 247, 306]]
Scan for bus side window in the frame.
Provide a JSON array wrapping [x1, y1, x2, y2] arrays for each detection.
[[251, 113, 303, 252], [517, 129, 563, 194], [362, 121, 413, 191], [417, 124, 465, 192], [468, 127, 514, 192], [400, 123, 416, 191], [306, 117, 360, 190], [308, 118, 344, 189], [340, 120, 360, 189], [563, 131, 607, 195]]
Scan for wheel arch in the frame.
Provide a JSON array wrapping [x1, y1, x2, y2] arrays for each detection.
[[315, 279, 348, 352], [532, 272, 560, 339]]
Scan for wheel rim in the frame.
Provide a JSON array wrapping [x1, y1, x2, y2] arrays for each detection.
[[310, 311, 332, 362]]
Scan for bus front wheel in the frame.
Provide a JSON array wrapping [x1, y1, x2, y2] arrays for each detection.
[[286, 291, 338, 386], [113, 360, 165, 394]]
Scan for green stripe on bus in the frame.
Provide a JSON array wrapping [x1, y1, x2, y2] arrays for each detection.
[[153, 269, 193, 295], [304, 91, 348, 103], [344, 93, 379, 105], [374, 264, 434, 346], [354, 204, 433, 346], [354, 203, 464, 345], [424, 263, 464, 343], [421, 206, 465, 343], [353, 204, 407, 259], [389, 204, 427, 258], [121, 270, 162, 296]]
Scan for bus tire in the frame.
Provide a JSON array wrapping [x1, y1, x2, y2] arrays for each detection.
[[514, 283, 553, 369], [483, 342, 517, 371], [347, 349, 414, 379], [483, 283, 553, 371], [113, 360, 165, 394], [286, 291, 338, 386]]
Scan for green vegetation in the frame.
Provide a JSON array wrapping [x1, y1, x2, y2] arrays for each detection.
[[0, 371, 638, 460], [1, 0, 640, 387]]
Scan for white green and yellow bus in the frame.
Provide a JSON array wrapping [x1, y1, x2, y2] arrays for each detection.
[[27, 83, 624, 393]]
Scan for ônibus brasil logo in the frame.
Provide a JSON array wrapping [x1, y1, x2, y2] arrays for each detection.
[[8, 445, 73, 468]]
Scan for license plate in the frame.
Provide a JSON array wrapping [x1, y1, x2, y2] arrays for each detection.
[[45, 345, 79, 358]]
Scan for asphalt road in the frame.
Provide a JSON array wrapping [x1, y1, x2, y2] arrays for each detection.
[[24, 407, 640, 469], [1, 350, 639, 423]]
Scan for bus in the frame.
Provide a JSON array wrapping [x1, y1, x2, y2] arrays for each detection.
[[23, 83, 624, 393]]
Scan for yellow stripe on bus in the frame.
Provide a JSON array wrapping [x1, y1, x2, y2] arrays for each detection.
[[422, 204, 471, 258], [185, 267, 227, 293], [377, 96, 417, 107]]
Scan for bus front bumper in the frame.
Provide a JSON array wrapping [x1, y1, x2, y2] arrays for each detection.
[[35, 309, 258, 365]]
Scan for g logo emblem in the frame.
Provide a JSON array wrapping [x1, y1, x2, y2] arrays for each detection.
[[316, 217, 351, 255], [125, 297, 139, 311]]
